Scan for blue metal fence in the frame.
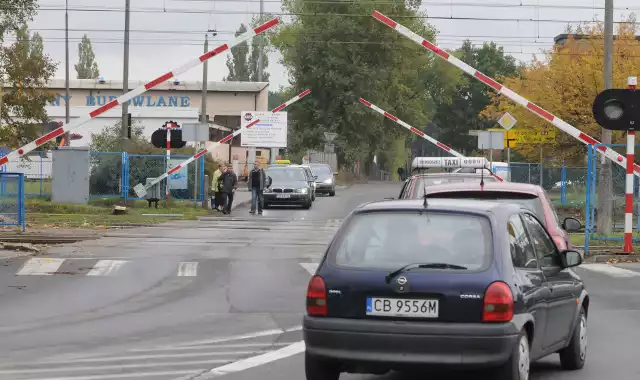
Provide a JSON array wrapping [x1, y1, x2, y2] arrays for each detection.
[[584, 143, 640, 253], [0, 172, 26, 231]]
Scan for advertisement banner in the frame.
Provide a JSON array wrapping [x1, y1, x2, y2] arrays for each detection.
[[167, 158, 188, 190]]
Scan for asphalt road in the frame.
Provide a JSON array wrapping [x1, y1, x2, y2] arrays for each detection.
[[2, 182, 640, 380]]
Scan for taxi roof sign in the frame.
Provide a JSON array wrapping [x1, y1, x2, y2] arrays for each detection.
[[411, 156, 489, 170], [274, 159, 291, 164]]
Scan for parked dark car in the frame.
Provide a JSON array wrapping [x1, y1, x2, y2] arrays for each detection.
[[309, 163, 336, 196], [402, 181, 582, 251], [304, 199, 588, 380], [263, 166, 313, 209]]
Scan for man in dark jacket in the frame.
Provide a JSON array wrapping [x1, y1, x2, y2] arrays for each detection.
[[218, 164, 238, 215], [247, 161, 269, 215]]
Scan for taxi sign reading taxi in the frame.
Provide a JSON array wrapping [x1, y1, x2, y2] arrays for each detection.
[[498, 112, 517, 130], [412, 156, 489, 170]]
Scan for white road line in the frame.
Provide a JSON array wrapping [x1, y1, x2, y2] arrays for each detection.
[[178, 262, 198, 276], [173, 326, 302, 348], [31, 370, 204, 380], [128, 342, 292, 353], [205, 341, 306, 377], [579, 263, 640, 277], [300, 263, 318, 275], [16, 258, 65, 275], [0, 360, 229, 375], [51, 351, 257, 364], [86, 260, 128, 276]]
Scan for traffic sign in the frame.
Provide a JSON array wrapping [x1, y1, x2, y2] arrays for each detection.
[[498, 112, 517, 130], [324, 132, 338, 142], [488, 128, 517, 148], [514, 128, 556, 144]]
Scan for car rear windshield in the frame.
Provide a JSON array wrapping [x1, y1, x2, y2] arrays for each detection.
[[329, 211, 493, 271], [412, 176, 498, 196], [427, 191, 546, 226], [309, 165, 332, 178], [266, 168, 307, 182]]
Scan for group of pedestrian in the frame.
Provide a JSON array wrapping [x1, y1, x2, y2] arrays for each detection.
[[211, 163, 237, 215], [211, 161, 271, 216]]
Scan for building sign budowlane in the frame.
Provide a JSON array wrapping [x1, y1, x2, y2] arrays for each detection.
[[51, 93, 192, 107]]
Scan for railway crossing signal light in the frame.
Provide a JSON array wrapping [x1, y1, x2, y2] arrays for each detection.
[[151, 121, 186, 149], [592, 89, 640, 131]]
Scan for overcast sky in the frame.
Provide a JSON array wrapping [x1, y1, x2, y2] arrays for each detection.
[[6, 0, 640, 91]]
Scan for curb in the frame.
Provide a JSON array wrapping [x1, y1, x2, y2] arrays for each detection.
[[584, 254, 640, 263]]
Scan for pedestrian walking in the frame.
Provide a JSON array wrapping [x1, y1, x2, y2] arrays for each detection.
[[219, 164, 237, 215], [248, 161, 268, 215], [211, 164, 225, 211]]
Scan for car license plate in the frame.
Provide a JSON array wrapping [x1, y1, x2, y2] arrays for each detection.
[[366, 297, 438, 318], [276, 194, 291, 199]]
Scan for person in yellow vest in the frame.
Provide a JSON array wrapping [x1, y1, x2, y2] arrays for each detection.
[[211, 164, 225, 211]]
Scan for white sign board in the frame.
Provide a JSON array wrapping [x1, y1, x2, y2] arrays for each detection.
[[181, 122, 209, 142], [240, 111, 288, 148], [167, 159, 188, 190], [478, 131, 505, 150]]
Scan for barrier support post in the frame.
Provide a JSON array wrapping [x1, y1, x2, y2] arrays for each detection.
[[624, 77, 636, 254]]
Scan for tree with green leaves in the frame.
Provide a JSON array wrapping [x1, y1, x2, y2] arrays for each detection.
[[271, 0, 461, 175], [431, 41, 518, 155], [75, 34, 100, 79], [226, 19, 271, 82], [225, 24, 250, 81], [0, 0, 38, 43], [0, 25, 57, 148]]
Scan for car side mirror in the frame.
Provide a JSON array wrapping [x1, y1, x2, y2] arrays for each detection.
[[333, 172, 337, 176], [562, 217, 582, 232], [560, 250, 582, 268]]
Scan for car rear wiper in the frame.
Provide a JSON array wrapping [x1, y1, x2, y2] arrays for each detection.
[[385, 263, 468, 283]]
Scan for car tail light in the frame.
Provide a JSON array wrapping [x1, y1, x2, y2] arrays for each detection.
[[482, 281, 514, 322], [552, 236, 567, 251], [306, 275, 328, 316]]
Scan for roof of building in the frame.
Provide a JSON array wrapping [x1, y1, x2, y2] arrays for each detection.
[[20, 79, 269, 93]]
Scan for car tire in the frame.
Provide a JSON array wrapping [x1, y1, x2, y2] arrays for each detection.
[[303, 198, 312, 209], [494, 330, 530, 380], [305, 352, 340, 380], [559, 308, 587, 370], [329, 191, 336, 197], [312, 193, 316, 201]]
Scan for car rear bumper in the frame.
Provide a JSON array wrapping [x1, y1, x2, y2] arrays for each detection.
[[303, 316, 523, 368], [264, 193, 309, 204], [315, 183, 335, 193]]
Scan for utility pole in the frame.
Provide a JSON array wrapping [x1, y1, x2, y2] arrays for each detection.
[[64, 0, 70, 146], [598, 0, 614, 234], [197, 30, 216, 206], [120, 0, 131, 151]]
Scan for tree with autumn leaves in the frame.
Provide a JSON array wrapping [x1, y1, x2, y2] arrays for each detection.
[[481, 15, 640, 165]]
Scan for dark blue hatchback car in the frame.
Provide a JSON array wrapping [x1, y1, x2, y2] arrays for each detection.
[[304, 199, 588, 380]]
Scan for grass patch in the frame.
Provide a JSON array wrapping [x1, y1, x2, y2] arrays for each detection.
[[24, 198, 210, 228], [571, 232, 640, 251]]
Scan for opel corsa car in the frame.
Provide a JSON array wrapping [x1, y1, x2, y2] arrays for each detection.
[[304, 199, 588, 380]]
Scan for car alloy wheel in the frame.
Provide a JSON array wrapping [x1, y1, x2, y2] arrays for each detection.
[[579, 314, 587, 361], [518, 334, 530, 380]]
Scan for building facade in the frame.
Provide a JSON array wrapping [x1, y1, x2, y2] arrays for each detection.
[[3, 78, 271, 165]]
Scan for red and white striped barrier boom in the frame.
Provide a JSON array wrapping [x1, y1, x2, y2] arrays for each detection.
[[371, 10, 640, 178], [0, 18, 280, 168], [624, 76, 637, 253], [358, 97, 504, 182], [132, 89, 311, 198]]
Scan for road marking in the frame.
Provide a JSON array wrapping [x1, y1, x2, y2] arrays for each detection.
[[178, 262, 198, 276], [300, 263, 318, 275], [205, 341, 306, 377], [34, 370, 205, 380], [173, 326, 302, 348], [59, 351, 257, 363], [129, 342, 292, 353], [579, 263, 640, 277], [0, 360, 229, 374], [16, 258, 65, 275], [86, 260, 128, 276]]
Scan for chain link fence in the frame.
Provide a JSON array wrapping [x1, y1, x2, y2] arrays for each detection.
[[0, 172, 26, 231]]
